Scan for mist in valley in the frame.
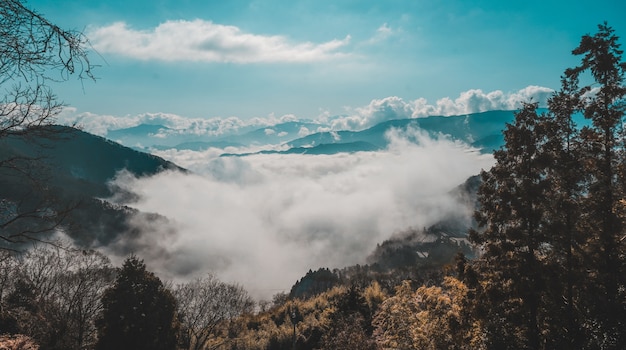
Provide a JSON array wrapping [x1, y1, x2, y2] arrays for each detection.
[[104, 128, 494, 299]]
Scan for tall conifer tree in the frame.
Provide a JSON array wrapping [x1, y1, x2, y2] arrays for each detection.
[[470, 102, 551, 349], [564, 23, 626, 348], [471, 23, 626, 349]]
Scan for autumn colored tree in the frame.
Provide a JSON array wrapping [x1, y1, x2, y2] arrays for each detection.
[[372, 281, 420, 350], [95, 256, 178, 350]]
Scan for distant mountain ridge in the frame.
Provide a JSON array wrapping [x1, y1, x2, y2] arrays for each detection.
[[287, 110, 526, 154], [104, 110, 527, 154]]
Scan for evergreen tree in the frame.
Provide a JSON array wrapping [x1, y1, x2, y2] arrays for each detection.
[[470, 23, 626, 349], [470, 102, 551, 349], [541, 74, 587, 348], [95, 256, 178, 350], [564, 22, 626, 348]]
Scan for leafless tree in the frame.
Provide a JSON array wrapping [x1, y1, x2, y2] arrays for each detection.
[[0, 0, 95, 245], [175, 274, 255, 350], [2, 246, 113, 349]]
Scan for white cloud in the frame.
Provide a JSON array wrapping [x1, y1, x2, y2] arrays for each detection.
[[58, 86, 555, 144], [88, 20, 351, 63], [329, 86, 555, 131], [103, 129, 494, 299], [57, 108, 298, 138], [298, 126, 311, 137]]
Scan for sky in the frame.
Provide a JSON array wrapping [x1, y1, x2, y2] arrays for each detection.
[[27, 0, 626, 123]]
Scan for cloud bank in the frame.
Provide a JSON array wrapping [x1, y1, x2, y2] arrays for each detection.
[[59, 86, 554, 141], [104, 129, 494, 299], [88, 20, 351, 63], [329, 86, 554, 130]]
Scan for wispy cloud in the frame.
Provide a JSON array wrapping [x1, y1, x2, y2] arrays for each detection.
[[367, 23, 394, 44], [88, 20, 351, 63]]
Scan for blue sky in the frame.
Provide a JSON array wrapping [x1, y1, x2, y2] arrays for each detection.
[[28, 0, 626, 125]]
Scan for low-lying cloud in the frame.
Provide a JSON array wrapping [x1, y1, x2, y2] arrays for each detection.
[[104, 128, 494, 299], [88, 20, 351, 63], [59, 86, 554, 142]]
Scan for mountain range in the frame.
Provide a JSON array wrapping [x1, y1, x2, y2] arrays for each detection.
[[105, 110, 528, 154]]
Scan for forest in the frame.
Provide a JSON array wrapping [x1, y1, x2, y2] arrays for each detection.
[[1, 0, 625, 349]]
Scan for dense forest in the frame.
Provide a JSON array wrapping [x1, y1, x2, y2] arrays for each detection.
[[1, 0, 625, 349]]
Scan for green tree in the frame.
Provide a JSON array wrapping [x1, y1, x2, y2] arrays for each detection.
[[541, 72, 587, 348], [96, 256, 178, 350], [470, 102, 551, 349], [564, 23, 626, 348], [470, 23, 626, 349]]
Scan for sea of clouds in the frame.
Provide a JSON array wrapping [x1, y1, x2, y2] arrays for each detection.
[[57, 87, 553, 299], [103, 128, 494, 300]]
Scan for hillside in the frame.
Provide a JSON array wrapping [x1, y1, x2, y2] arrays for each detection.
[[0, 126, 183, 246]]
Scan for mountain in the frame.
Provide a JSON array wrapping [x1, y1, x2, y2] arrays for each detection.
[[107, 124, 176, 148], [221, 141, 381, 157], [152, 141, 245, 151], [0, 126, 183, 247], [102, 111, 528, 155], [366, 175, 480, 271], [287, 110, 525, 154], [107, 121, 327, 150], [232, 121, 325, 146]]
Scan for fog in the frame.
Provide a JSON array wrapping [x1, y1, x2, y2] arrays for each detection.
[[105, 128, 494, 299]]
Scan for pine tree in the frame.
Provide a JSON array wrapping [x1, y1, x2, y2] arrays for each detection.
[[95, 256, 178, 350], [563, 22, 626, 348], [469, 102, 552, 349], [470, 23, 626, 349], [541, 74, 587, 348]]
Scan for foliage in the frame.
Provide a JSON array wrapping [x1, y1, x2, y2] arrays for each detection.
[[95, 256, 178, 350], [469, 22, 626, 349], [373, 277, 480, 350], [0, 334, 39, 350]]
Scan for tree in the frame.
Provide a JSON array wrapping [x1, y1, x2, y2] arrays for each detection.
[[372, 281, 420, 350], [541, 71, 587, 348], [564, 23, 626, 348], [96, 256, 178, 350], [0, 246, 113, 350], [469, 23, 626, 349], [469, 102, 551, 349], [51, 249, 114, 350], [175, 274, 254, 350], [0, 0, 94, 245]]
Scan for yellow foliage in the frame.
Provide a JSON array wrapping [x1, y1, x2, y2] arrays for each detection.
[[364, 280, 387, 313]]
